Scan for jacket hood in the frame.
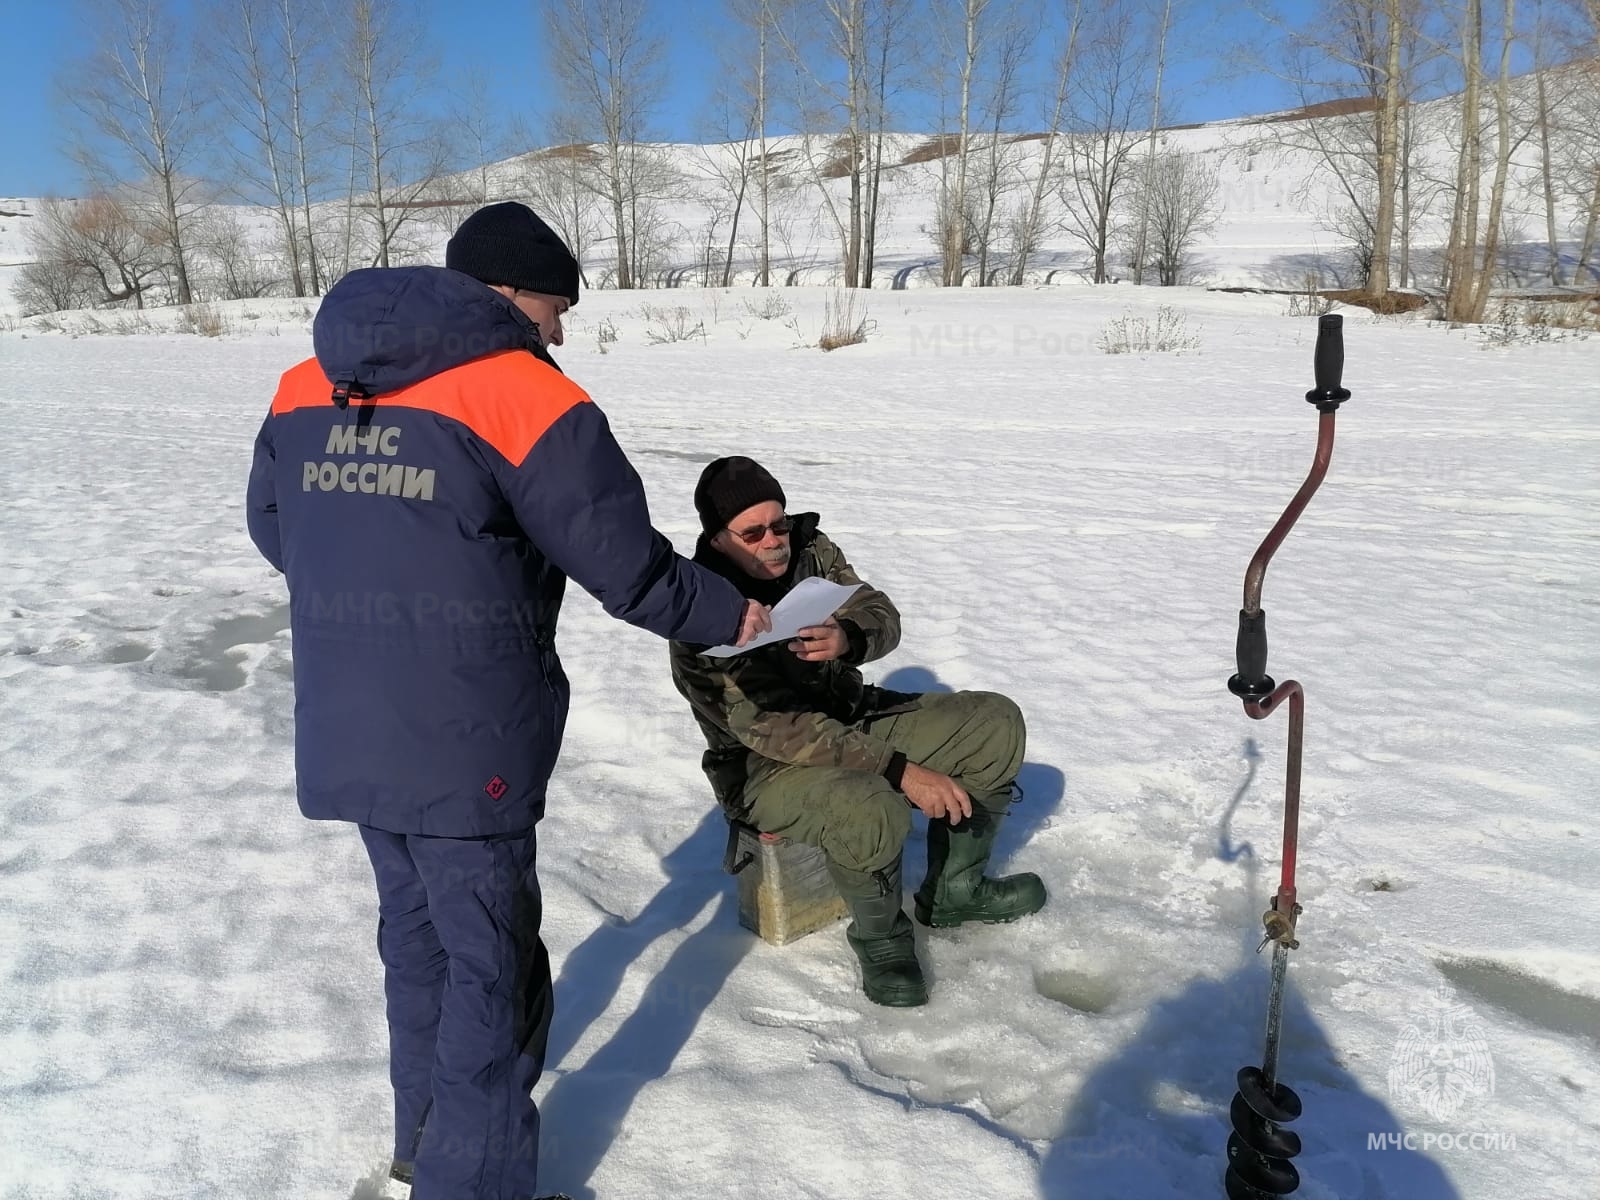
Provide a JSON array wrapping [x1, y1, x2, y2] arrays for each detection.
[[312, 265, 557, 398]]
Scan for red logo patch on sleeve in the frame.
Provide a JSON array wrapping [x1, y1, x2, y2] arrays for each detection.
[[484, 775, 509, 800]]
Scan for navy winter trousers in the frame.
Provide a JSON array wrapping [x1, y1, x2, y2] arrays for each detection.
[[359, 825, 553, 1200]]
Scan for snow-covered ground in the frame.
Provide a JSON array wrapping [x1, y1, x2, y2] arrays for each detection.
[[2, 285, 1598, 1200]]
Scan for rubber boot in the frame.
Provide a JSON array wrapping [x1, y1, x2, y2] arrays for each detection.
[[828, 856, 928, 1007], [913, 806, 1046, 928]]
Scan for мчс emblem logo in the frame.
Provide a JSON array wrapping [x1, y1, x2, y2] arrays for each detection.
[[1387, 983, 1496, 1122]]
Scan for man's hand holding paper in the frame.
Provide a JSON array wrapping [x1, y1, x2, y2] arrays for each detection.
[[702, 577, 862, 658]]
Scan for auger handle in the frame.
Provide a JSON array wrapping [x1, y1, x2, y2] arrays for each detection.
[[1229, 610, 1273, 699], [1306, 314, 1352, 411]]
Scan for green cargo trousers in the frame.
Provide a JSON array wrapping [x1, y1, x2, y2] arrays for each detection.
[[742, 690, 1025, 875]]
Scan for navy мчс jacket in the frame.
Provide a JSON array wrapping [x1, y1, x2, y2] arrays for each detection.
[[246, 266, 745, 836]]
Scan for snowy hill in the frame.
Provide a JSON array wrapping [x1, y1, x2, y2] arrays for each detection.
[[6, 75, 1597, 321]]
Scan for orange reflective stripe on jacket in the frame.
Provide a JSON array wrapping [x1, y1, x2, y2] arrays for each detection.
[[270, 348, 591, 468]]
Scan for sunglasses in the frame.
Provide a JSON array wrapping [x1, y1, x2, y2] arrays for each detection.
[[729, 516, 792, 545]]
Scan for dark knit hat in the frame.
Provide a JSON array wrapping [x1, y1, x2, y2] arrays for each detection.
[[446, 202, 580, 307], [695, 456, 786, 533]]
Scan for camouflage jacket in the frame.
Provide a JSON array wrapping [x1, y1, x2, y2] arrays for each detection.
[[668, 512, 915, 816]]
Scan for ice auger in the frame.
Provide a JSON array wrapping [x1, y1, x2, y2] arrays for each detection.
[[1223, 313, 1352, 1200]]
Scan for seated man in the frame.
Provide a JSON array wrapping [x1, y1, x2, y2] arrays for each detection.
[[669, 456, 1047, 1007]]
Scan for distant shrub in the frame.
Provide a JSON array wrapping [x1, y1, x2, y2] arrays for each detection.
[[641, 304, 706, 345], [179, 302, 229, 338], [818, 288, 872, 351], [1097, 305, 1200, 354], [743, 291, 792, 321], [1479, 298, 1599, 348]]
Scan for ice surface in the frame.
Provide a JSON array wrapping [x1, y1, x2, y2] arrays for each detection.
[[1, 286, 1596, 1199]]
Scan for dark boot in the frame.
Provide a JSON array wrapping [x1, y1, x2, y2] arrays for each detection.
[[914, 806, 1046, 928], [829, 856, 928, 1007]]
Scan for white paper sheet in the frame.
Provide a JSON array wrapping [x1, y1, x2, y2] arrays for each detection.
[[702, 577, 863, 658]]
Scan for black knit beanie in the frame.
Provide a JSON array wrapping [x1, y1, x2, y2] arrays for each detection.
[[695, 456, 786, 533], [446, 202, 580, 307]]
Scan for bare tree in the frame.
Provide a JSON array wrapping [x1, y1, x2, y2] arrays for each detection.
[[930, 0, 989, 285], [345, 0, 445, 269], [274, 0, 330, 293], [15, 256, 98, 317], [1548, 2, 1600, 283], [697, 13, 770, 288], [696, 124, 758, 288], [723, 0, 786, 285], [193, 205, 279, 298], [1442, 0, 1531, 321], [1130, 0, 1176, 285], [64, 0, 207, 305], [1469, 0, 1520, 317], [1369, 0, 1406, 298], [1575, 5, 1600, 279], [624, 161, 686, 284], [1009, 0, 1085, 285], [826, 0, 868, 287], [753, 0, 778, 286], [1251, 0, 1432, 300], [860, 0, 915, 286], [1058, 3, 1150, 283], [21, 194, 166, 311], [544, 0, 670, 289], [1134, 147, 1221, 284], [422, 79, 513, 239], [1530, 0, 1569, 282], [1441, 0, 1485, 316], [1396, 14, 1440, 289], [205, 0, 306, 294], [970, 16, 1033, 285], [1569, 71, 1600, 282], [514, 138, 606, 288], [776, 0, 909, 286]]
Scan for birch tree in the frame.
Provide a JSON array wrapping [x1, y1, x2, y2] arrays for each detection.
[[970, 16, 1033, 285], [860, 0, 915, 286], [1442, 0, 1529, 321], [933, 0, 989, 285], [721, 0, 787, 285], [514, 136, 606, 288], [544, 0, 670, 289], [345, 0, 445, 269], [705, 0, 787, 286], [65, 0, 205, 305], [1129, 0, 1175, 285], [1058, 3, 1150, 283], [777, 0, 909, 286], [1009, 0, 1084, 285], [272, 0, 330, 293], [1254, 0, 1430, 300], [206, 0, 307, 293]]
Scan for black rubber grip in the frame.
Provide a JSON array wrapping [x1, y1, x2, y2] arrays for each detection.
[[1228, 609, 1275, 699], [1315, 314, 1343, 393], [1306, 313, 1352, 410]]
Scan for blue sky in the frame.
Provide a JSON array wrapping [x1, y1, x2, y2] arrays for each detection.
[[0, 0, 1293, 197]]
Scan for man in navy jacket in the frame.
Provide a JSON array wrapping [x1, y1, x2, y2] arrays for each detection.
[[246, 203, 768, 1200]]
